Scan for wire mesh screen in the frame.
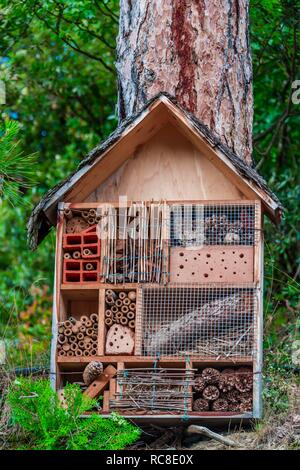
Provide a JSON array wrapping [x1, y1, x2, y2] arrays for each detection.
[[138, 285, 257, 358], [169, 202, 258, 247]]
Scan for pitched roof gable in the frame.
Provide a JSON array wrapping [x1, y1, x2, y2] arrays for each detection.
[[27, 93, 283, 249]]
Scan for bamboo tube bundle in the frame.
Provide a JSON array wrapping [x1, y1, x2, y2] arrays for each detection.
[[57, 313, 98, 357], [104, 289, 136, 331]]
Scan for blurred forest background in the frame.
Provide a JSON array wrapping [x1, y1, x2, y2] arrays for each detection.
[[0, 0, 299, 412]]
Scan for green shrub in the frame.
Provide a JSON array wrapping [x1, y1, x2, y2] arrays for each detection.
[[7, 377, 140, 450]]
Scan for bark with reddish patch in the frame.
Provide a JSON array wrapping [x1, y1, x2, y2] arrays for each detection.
[[116, 0, 253, 164]]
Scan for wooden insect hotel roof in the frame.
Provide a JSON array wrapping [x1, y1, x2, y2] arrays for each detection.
[[28, 93, 283, 250]]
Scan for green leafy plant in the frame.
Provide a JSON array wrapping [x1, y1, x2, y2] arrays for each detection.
[[0, 119, 37, 205], [7, 377, 140, 450]]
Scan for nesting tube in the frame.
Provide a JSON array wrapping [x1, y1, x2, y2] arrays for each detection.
[[121, 305, 129, 314], [85, 320, 92, 327], [129, 303, 136, 311], [82, 211, 90, 220], [111, 306, 118, 314], [123, 298, 130, 306], [86, 328, 94, 337], [116, 311, 123, 320], [120, 317, 128, 326], [83, 248, 92, 256], [73, 251, 81, 259], [92, 323, 98, 331], [75, 349, 83, 356], [127, 311, 135, 320], [106, 289, 117, 299], [58, 334, 67, 345], [85, 263, 94, 271], [105, 318, 113, 327], [80, 316, 89, 324], [128, 291, 136, 301], [115, 299, 122, 308], [128, 320, 135, 329], [77, 332, 84, 341], [90, 313, 98, 323], [64, 208, 73, 220], [105, 310, 112, 318], [64, 253, 72, 260], [119, 292, 127, 300]]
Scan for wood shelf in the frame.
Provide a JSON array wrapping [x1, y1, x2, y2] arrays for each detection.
[[57, 355, 253, 365]]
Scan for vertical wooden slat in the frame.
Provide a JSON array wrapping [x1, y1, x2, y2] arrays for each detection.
[[109, 378, 116, 401], [253, 201, 263, 418], [103, 390, 110, 412], [51, 202, 65, 390], [98, 288, 106, 355], [115, 362, 125, 394], [185, 360, 193, 411], [162, 201, 170, 284], [134, 287, 142, 355]]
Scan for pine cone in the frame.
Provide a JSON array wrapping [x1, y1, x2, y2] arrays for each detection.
[[218, 368, 236, 392], [239, 397, 252, 412], [228, 402, 241, 412], [202, 368, 220, 384], [202, 385, 220, 401], [223, 389, 240, 404], [193, 398, 209, 411], [235, 367, 253, 393], [239, 391, 253, 412], [83, 361, 104, 385], [212, 399, 228, 412], [193, 375, 206, 393]]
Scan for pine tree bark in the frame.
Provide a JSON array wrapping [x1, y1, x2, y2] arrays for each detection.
[[116, 0, 253, 164]]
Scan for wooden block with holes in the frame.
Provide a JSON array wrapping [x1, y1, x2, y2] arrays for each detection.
[[169, 246, 254, 283], [84, 364, 117, 399]]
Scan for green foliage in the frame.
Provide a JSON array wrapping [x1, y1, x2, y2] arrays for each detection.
[[7, 377, 140, 450], [0, 119, 36, 205]]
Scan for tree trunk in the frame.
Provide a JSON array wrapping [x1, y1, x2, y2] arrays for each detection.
[[116, 0, 253, 164]]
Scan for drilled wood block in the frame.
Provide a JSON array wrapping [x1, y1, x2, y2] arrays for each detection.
[[169, 246, 254, 283]]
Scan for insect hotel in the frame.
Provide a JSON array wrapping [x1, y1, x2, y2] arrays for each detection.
[[28, 94, 282, 422]]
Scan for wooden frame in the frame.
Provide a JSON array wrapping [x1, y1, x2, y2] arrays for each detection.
[[54, 199, 262, 420]]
